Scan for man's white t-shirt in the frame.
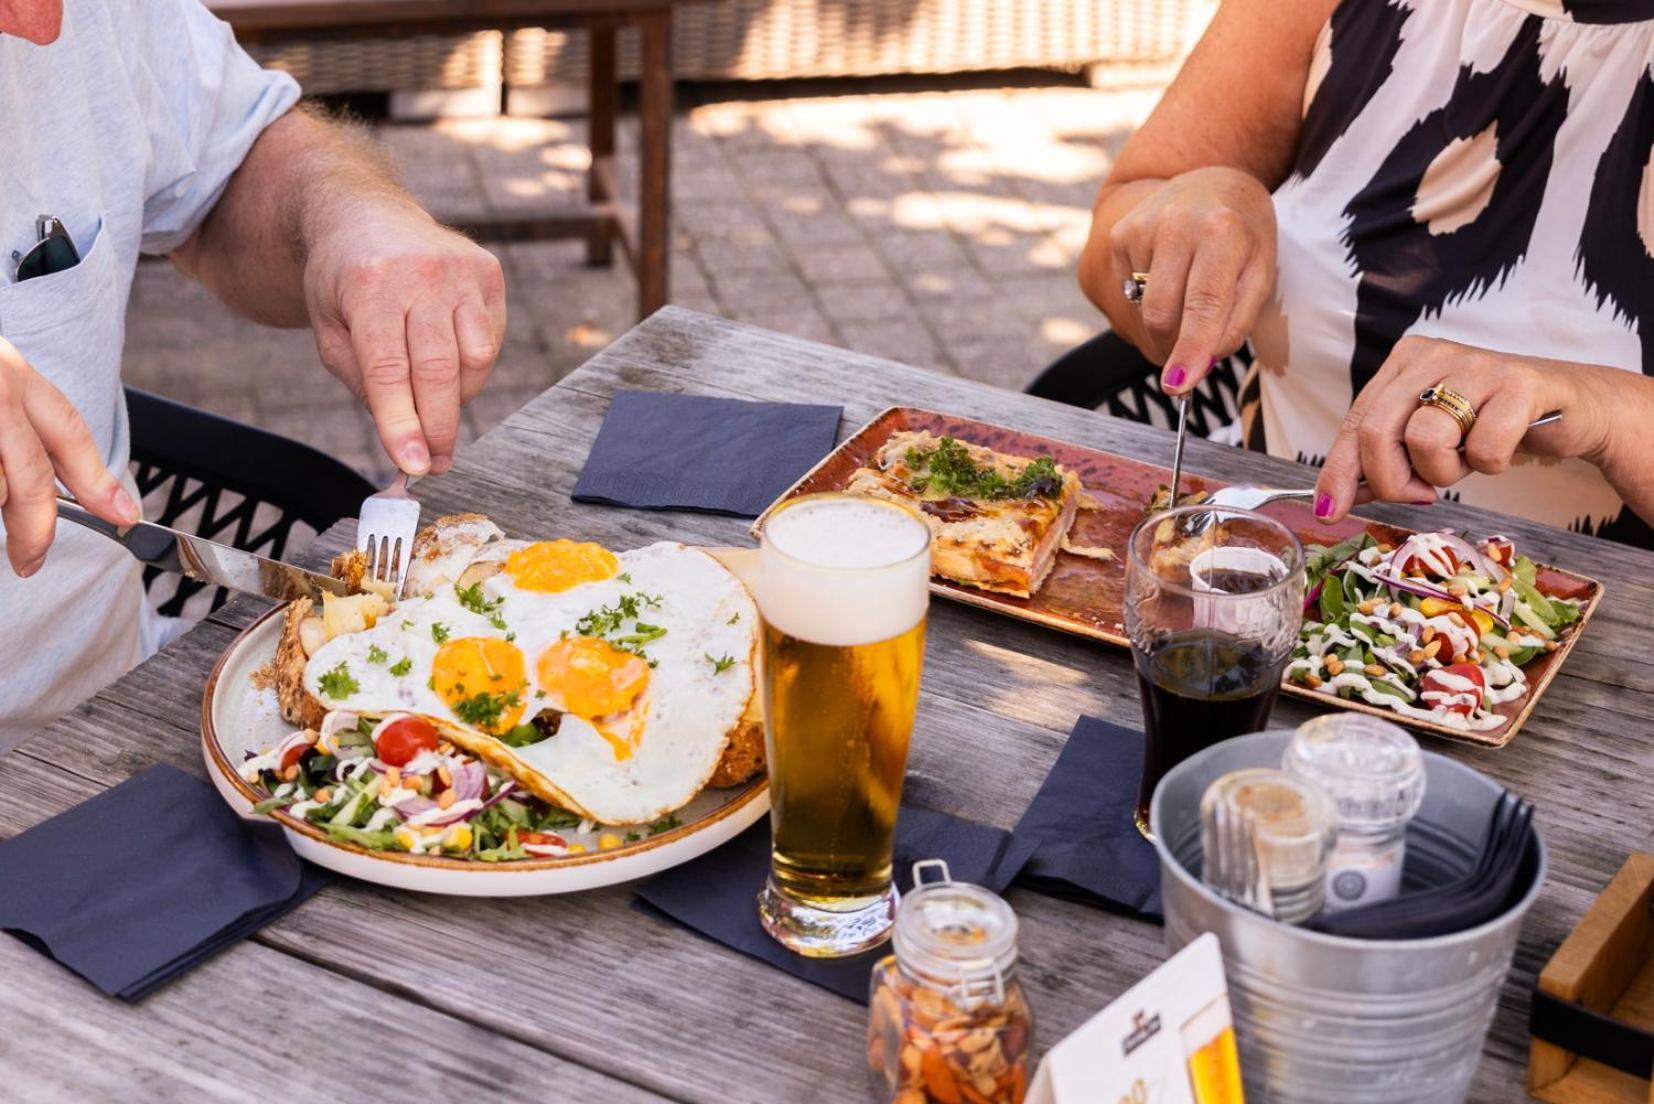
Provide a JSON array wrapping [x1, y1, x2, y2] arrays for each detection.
[[0, 0, 299, 750]]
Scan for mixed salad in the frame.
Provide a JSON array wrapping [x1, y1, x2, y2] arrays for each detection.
[[1288, 530, 1583, 732], [241, 712, 680, 860]]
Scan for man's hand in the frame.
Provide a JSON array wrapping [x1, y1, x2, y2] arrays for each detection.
[[0, 337, 140, 576], [303, 202, 505, 476]]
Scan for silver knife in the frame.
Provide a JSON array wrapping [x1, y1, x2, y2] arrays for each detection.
[[56, 496, 349, 603], [1168, 394, 1190, 506]]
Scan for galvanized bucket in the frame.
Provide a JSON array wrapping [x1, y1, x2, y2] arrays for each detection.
[[1150, 731, 1545, 1104]]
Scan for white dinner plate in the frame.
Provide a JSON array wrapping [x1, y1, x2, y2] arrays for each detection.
[[200, 606, 769, 896]]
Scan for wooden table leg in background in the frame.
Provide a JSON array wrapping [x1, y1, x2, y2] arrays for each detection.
[[586, 21, 617, 268], [636, 7, 673, 316]]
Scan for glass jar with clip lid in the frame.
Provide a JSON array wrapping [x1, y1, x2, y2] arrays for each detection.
[[866, 860, 1033, 1104]]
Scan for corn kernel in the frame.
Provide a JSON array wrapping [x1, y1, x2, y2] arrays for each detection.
[[394, 827, 417, 851], [567, 843, 588, 854], [599, 832, 624, 851], [444, 824, 474, 851]]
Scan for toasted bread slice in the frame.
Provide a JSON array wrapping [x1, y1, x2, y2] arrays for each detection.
[[845, 430, 1082, 598]]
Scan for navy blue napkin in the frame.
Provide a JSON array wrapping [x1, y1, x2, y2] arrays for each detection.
[[634, 805, 1036, 1002], [0, 764, 330, 1001], [1011, 716, 1163, 919], [572, 391, 843, 517]]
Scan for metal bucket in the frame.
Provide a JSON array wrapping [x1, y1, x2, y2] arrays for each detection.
[[1150, 731, 1545, 1104]]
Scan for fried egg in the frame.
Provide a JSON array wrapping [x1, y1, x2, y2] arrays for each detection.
[[302, 540, 758, 824]]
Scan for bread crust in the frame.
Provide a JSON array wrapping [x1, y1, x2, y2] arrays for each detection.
[[274, 598, 326, 729], [845, 431, 1081, 598]]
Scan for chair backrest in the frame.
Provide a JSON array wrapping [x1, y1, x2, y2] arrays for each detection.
[[1025, 330, 1245, 438], [125, 387, 375, 618]]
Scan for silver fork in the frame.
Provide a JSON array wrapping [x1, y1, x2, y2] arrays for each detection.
[[357, 472, 421, 599], [1178, 410, 1565, 536]]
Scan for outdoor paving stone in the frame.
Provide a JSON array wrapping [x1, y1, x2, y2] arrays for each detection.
[[815, 282, 915, 325], [691, 237, 791, 276], [941, 333, 1058, 391], [838, 317, 947, 371], [725, 304, 839, 346], [903, 265, 996, 302], [792, 242, 891, 285], [770, 209, 869, 249]]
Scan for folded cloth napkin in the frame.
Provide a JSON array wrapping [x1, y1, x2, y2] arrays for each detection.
[[572, 391, 843, 517], [0, 763, 330, 1001], [1310, 791, 1540, 940], [634, 805, 1036, 1002], [1011, 715, 1163, 919]]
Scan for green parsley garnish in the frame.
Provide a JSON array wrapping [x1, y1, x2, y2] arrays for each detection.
[[728, 612, 741, 625], [625, 831, 642, 843], [318, 661, 359, 700], [648, 814, 682, 836], [451, 687, 523, 732], [617, 572, 632, 583], [573, 593, 670, 661], [431, 622, 451, 644], [904, 436, 1063, 500], [388, 657, 413, 677], [455, 581, 501, 615], [488, 611, 509, 632], [706, 653, 736, 674], [366, 644, 388, 665]]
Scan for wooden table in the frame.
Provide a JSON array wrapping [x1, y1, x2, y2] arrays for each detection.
[[5, 309, 1650, 1101], [210, 0, 681, 317]]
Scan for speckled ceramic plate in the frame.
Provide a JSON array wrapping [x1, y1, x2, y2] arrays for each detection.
[[201, 606, 768, 896], [760, 407, 1602, 748]]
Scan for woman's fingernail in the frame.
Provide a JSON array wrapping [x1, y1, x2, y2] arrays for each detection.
[[1314, 493, 1334, 519], [400, 441, 431, 473], [21, 556, 44, 578], [111, 486, 139, 524], [1164, 364, 1187, 390]]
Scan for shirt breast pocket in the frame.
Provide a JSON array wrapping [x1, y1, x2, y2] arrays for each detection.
[[0, 213, 128, 466]]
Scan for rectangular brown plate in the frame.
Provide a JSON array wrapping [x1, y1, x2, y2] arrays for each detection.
[[758, 407, 1603, 749]]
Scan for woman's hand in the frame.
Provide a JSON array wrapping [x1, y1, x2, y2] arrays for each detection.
[[1100, 166, 1278, 392], [0, 337, 141, 577], [1313, 336, 1617, 522]]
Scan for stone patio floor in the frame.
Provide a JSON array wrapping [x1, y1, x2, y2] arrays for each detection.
[[122, 78, 1163, 483]]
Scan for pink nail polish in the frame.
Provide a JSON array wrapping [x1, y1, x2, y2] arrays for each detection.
[[1314, 493, 1333, 519], [1164, 365, 1187, 390], [112, 487, 139, 523]]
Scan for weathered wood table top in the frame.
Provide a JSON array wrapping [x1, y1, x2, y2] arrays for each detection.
[[4, 308, 1650, 1102]]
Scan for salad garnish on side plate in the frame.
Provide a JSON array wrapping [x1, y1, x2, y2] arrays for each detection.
[[1288, 531, 1582, 731]]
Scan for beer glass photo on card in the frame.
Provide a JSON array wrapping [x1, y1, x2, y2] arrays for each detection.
[[1125, 507, 1304, 840], [1025, 933, 1243, 1104], [752, 493, 931, 958]]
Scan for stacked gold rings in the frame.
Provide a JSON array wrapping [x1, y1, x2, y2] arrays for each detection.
[[1122, 271, 1149, 305], [1418, 385, 1477, 438]]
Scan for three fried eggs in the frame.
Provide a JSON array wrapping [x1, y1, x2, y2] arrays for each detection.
[[303, 538, 757, 825]]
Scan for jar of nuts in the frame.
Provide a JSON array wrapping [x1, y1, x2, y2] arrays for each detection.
[[867, 860, 1032, 1104]]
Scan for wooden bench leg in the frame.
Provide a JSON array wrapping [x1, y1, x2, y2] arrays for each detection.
[[587, 24, 617, 268], [636, 8, 673, 317]]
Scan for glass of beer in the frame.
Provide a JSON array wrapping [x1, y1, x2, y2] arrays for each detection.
[[1126, 505, 1303, 840], [754, 492, 931, 957]]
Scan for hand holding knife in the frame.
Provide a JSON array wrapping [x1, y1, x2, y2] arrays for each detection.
[[54, 495, 348, 603]]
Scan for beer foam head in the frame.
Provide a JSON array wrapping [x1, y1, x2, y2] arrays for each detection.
[[758, 495, 930, 646]]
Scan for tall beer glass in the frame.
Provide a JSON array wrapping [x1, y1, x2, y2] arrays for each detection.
[[754, 493, 931, 957]]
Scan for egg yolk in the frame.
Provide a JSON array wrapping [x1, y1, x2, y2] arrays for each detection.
[[537, 637, 651, 759], [505, 540, 620, 593], [431, 636, 528, 733]]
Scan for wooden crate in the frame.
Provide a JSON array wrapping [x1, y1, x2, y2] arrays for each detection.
[[1529, 853, 1654, 1102]]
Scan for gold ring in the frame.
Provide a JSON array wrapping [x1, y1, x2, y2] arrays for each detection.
[[1122, 271, 1149, 305], [1418, 385, 1477, 438]]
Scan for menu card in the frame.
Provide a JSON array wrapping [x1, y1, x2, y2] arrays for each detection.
[[1027, 934, 1243, 1104]]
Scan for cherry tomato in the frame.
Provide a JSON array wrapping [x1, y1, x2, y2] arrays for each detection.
[[375, 716, 440, 767], [518, 831, 567, 849], [1420, 663, 1486, 716], [279, 739, 313, 771], [1484, 537, 1515, 567], [1399, 547, 1460, 578]]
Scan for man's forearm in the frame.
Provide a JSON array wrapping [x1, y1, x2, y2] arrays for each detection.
[[169, 105, 426, 327]]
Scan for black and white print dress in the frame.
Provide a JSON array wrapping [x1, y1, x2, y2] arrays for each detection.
[[1248, 0, 1654, 546]]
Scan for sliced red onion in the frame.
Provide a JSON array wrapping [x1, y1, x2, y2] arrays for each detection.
[[1303, 578, 1325, 615], [1434, 531, 1507, 582], [1372, 571, 1458, 604], [450, 760, 486, 803]]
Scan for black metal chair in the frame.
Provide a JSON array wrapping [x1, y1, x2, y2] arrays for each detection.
[[125, 387, 375, 618], [1024, 330, 1247, 439]]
